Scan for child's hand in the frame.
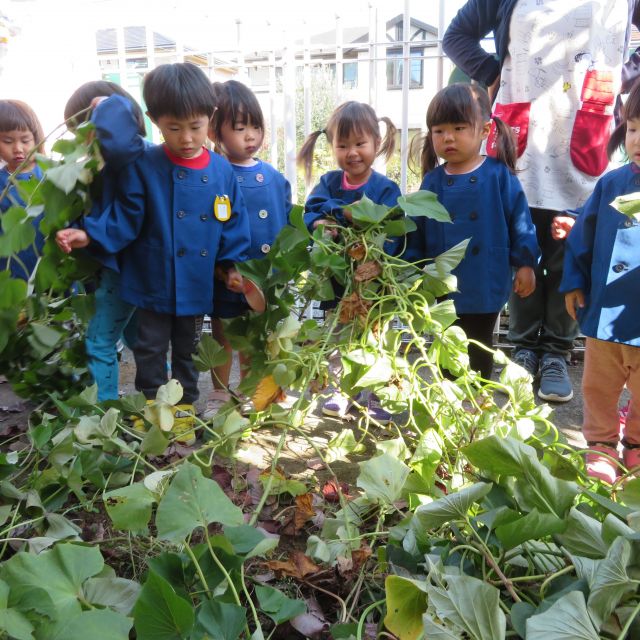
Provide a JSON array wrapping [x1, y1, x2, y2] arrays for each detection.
[[55, 228, 89, 253], [565, 289, 585, 320], [513, 266, 536, 298], [313, 218, 339, 239], [225, 267, 244, 293], [551, 216, 575, 240], [90, 96, 108, 110]]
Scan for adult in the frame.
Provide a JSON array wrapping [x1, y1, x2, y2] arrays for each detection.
[[443, 0, 640, 402]]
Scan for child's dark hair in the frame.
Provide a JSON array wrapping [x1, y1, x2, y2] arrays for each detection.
[[210, 80, 264, 150], [297, 101, 397, 185], [410, 83, 517, 176], [143, 63, 216, 121], [0, 100, 45, 154], [64, 80, 146, 136], [607, 77, 640, 158]]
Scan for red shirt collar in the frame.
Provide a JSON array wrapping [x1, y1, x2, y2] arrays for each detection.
[[163, 145, 210, 169]]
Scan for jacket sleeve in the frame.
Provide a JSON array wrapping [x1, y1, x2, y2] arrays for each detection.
[[216, 172, 251, 265], [91, 95, 146, 171], [284, 176, 293, 222], [442, 0, 502, 87], [559, 184, 601, 294], [503, 172, 540, 269], [303, 174, 347, 229]]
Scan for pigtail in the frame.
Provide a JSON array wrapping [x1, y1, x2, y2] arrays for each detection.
[[607, 119, 626, 159], [377, 116, 397, 162], [420, 132, 440, 177], [297, 129, 325, 186], [490, 116, 518, 173]]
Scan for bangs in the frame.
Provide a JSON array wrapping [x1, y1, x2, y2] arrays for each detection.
[[331, 101, 379, 141], [426, 84, 485, 128], [0, 100, 44, 150]]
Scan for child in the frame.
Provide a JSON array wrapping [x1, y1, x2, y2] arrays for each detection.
[[0, 100, 45, 280], [297, 100, 400, 420], [561, 78, 640, 483], [404, 83, 539, 381], [56, 63, 251, 443], [63, 81, 148, 402], [204, 79, 292, 419]]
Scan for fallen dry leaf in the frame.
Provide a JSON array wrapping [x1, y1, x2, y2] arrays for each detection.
[[354, 260, 382, 282], [348, 242, 366, 261], [338, 292, 371, 323], [252, 375, 285, 411], [265, 550, 320, 580]]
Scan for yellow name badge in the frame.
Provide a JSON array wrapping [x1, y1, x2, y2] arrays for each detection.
[[214, 195, 231, 222]]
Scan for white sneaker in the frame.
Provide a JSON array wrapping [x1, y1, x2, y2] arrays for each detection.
[[202, 390, 231, 420]]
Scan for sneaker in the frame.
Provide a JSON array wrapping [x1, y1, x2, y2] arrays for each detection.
[[538, 353, 573, 402], [130, 399, 153, 432], [172, 404, 196, 445], [202, 390, 231, 421], [585, 444, 619, 484], [623, 446, 640, 471], [322, 392, 355, 417], [366, 394, 392, 425], [512, 349, 539, 377]]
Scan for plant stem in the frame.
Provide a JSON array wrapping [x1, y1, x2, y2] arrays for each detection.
[[617, 599, 640, 640]]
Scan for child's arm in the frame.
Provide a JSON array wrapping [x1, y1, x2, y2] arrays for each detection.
[[564, 289, 585, 320], [55, 228, 90, 253], [303, 173, 349, 231], [504, 172, 541, 272]]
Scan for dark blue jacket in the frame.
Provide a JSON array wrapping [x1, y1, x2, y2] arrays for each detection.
[[443, 0, 640, 89], [404, 158, 539, 314], [560, 163, 640, 345], [84, 146, 250, 316]]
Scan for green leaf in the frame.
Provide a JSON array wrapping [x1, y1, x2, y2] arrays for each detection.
[[223, 525, 278, 559], [0, 543, 104, 620], [526, 591, 599, 639], [192, 334, 229, 372], [45, 152, 91, 194], [194, 600, 246, 640], [384, 575, 427, 640], [430, 239, 470, 276], [104, 482, 155, 534], [140, 425, 170, 456], [398, 190, 451, 222], [254, 585, 306, 625], [133, 571, 195, 640], [610, 192, 640, 218], [413, 483, 492, 530], [426, 574, 506, 640], [0, 580, 34, 640], [155, 462, 244, 541], [83, 576, 140, 615], [357, 453, 410, 504], [259, 471, 307, 497], [495, 508, 566, 549], [326, 429, 366, 462], [40, 609, 132, 640], [620, 477, 640, 510], [349, 195, 392, 224], [555, 508, 608, 558]]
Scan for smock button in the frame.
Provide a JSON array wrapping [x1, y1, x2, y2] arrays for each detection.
[[177, 170, 186, 179], [261, 243, 271, 254], [447, 177, 454, 186], [469, 211, 478, 220], [200, 249, 208, 257], [177, 210, 185, 219], [177, 248, 186, 257], [201, 175, 208, 183], [259, 209, 268, 219], [449, 212, 455, 221], [469, 176, 478, 183], [612, 263, 625, 273], [200, 214, 208, 221], [256, 173, 264, 183], [624, 218, 633, 228], [471, 246, 480, 256], [237, 176, 244, 182]]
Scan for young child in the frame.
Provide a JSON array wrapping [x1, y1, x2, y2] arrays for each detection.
[[204, 79, 292, 418], [297, 100, 400, 420], [0, 100, 45, 280], [561, 78, 640, 483], [404, 83, 539, 381], [63, 81, 148, 402], [56, 63, 251, 443]]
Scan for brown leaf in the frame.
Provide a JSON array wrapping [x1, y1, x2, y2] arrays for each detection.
[[293, 493, 315, 532], [252, 375, 285, 411], [338, 292, 371, 323], [321, 479, 349, 503], [354, 260, 382, 282], [348, 242, 366, 261], [265, 551, 320, 579]]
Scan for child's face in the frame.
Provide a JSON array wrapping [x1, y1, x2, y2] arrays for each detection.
[[153, 114, 210, 159], [626, 117, 640, 166], [0, 128, 36, 173], [332, 130, 379, 185], [215, 117, 263, 166], [430, 120, 490, 174]]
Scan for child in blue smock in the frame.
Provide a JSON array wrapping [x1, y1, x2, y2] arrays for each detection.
[[561, 78, 640, 484], [0, 100, 45, 280], [204, 80, 292, 419], [56, 63, 251, 445], [63, 81, 148, 402], [297, 100, 400, 421], [404, 83, 540, 381]]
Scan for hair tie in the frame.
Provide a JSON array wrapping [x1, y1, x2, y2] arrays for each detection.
[[321, 128, 326, 135]]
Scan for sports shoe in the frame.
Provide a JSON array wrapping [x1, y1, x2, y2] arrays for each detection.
[[322, 392, 356, 417], [623, 446, 640, 471], [130, 399, 153, 432], [512, 349, 539, 377], [366, 394, 392, 425], [172, 404, 196, 445], [538, 353, 573, 402], [202, 390, 231, 421], [585, 444, 619, 484]]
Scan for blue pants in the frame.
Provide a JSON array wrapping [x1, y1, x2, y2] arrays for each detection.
[[85, 268, 137, 401]]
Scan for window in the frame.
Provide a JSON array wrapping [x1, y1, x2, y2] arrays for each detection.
[[386, 48, 424, 89], [343, 62, 358, 89]]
